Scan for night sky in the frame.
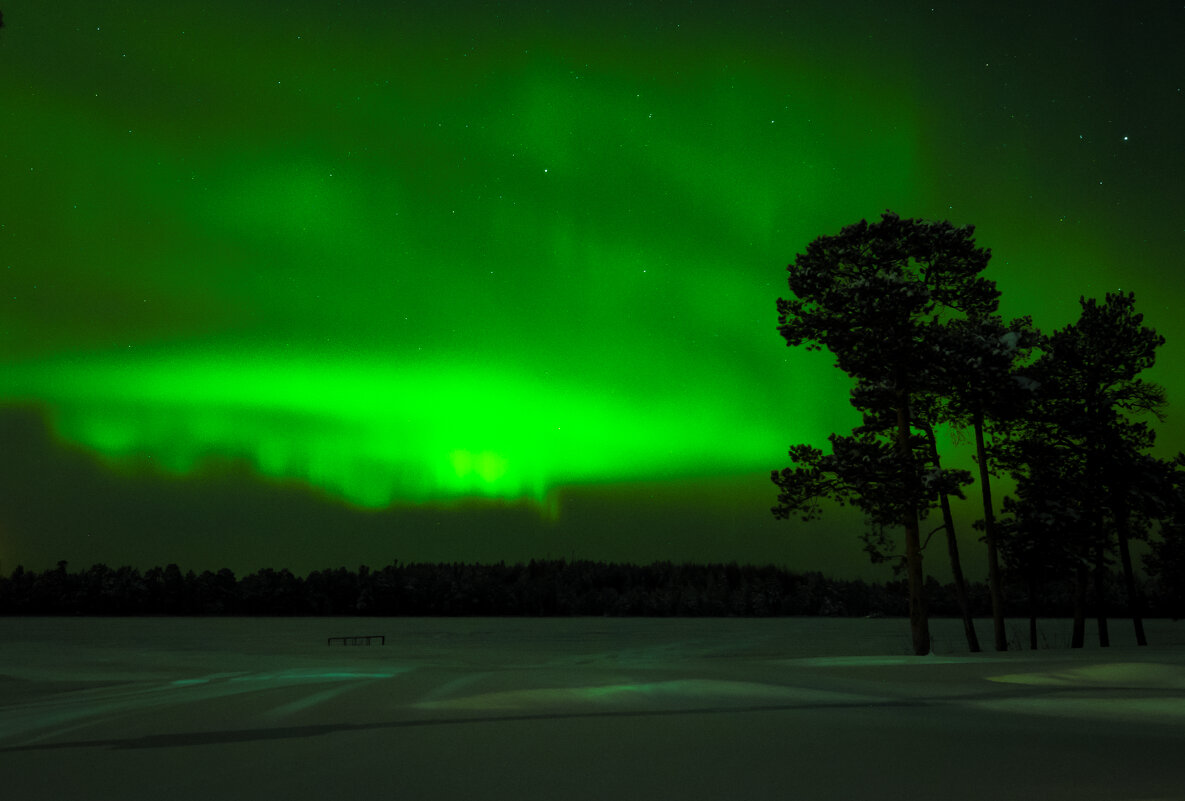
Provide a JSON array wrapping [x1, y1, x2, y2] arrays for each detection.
[[1, 1, 1183, 580]]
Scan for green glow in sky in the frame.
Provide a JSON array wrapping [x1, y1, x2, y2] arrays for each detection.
[[1, 1, 906, 509], [1, 1, 1183, 573], [1, 350, 824, 510]]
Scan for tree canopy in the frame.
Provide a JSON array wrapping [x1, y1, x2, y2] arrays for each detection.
[[773, 217, 1183, 654]]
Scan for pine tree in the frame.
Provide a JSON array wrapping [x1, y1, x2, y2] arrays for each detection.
[[1004, 292, 1168, 647], [774, 211, 997, 655]]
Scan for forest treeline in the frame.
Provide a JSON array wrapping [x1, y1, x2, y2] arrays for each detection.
[[0, 559, 1180, 619]]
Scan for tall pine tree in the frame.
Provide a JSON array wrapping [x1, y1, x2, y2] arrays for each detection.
[[774, 212, 997, 655]]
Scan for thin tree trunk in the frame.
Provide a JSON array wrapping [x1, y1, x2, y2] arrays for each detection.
[[1094, 548, 1110, 647], [1071, 564, 1086, 648], [1027, 573, 1038, 649], [939, 497, 981, 654], [973, 410, 1007, 651], [896, 390, 930, 656], [922, 423, 980, 652], [1114, 508, 1149, 646]]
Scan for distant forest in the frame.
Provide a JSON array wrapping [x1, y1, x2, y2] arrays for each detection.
[[0, 559, 1179, 619]]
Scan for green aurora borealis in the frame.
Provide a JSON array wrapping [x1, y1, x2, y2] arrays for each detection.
[[2, 1, 1184, 577]]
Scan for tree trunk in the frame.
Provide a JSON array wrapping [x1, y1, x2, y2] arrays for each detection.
[[1114, 508, 1149, 646], [1080, 400, 1108, 648], [922, 423, 980, 652], [1071, 564, 1086, 648], [1094, 548, 1110, 647], [973, 410, 1007, 651], [1027, 573, 1038, 649], [896, 391, 930, 656]]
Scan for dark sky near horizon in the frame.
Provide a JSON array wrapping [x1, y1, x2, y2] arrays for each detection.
[[1, 1, 1183, 580]]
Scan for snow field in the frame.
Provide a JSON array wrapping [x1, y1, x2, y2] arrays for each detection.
[[2, 617, 1183, 800]]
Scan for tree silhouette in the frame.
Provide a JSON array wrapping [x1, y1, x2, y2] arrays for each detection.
[[846, 381, 982, 651], [1104, 447, 1182, 643], [1146, 492, 1185, 619], [1001, 292, 1172, 646], [997, 437, 1084, 648], [4, 557, 1184, 620], [933, 314, 1042, 650], [774, 211, 998, 655], [909, 393, 981, 652]]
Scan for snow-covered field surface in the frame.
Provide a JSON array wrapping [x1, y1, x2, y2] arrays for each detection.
[[2, 616, 1183, 800]]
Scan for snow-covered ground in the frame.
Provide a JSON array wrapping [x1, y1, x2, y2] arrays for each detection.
[[2, 617, 1183, 800]]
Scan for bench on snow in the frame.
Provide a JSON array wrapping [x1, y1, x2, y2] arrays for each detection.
[[327, 634, 385, 646]]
